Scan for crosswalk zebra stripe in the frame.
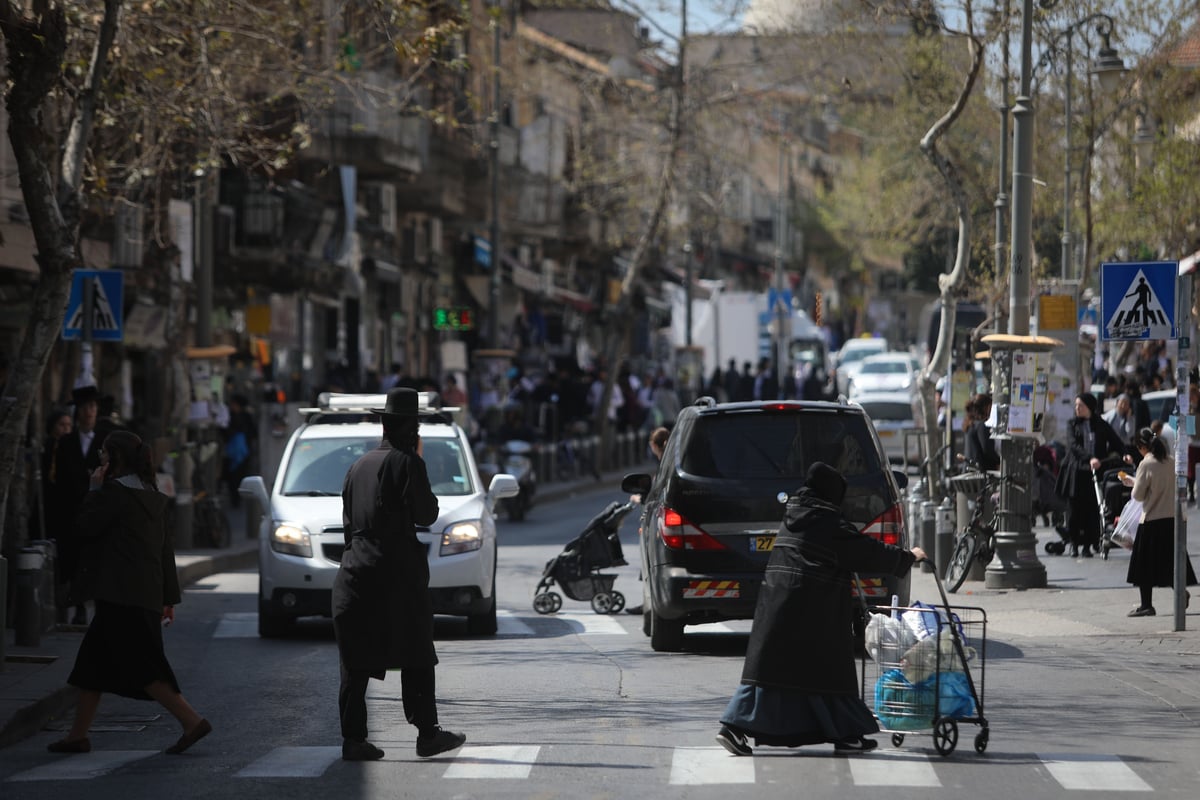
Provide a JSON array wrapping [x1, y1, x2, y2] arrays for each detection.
[[848, 750, 941, 786], [496, 611, 536, 636], [442, 745, 540, 779], [1038, 754, 1152, 791], [235, 746, 341, 778], [214, 612, 259, 638], [551, 610, 627, 635], [7, 750, 158, 781], [668, 746, 755, 784]]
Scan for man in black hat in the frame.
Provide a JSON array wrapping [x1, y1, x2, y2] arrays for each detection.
[[332, 387, 465, 761], [52, 384, 105, 625]]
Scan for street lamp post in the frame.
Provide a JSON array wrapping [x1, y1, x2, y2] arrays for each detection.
[[486, 3, 502, 349]]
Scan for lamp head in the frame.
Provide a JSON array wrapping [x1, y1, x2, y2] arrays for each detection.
[[1090, 23, 1125, 95]]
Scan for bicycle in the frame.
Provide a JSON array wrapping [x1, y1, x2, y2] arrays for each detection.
[[192, 486, 231, 549], [945, 471, 1025, 593]]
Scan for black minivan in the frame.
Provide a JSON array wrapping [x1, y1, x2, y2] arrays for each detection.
[[621, 397, 910, 652]]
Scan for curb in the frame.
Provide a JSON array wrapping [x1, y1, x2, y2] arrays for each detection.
[[0, 685, 77, 750]]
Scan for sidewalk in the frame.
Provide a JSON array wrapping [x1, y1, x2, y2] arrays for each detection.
[[3, 484, 1197, 750]]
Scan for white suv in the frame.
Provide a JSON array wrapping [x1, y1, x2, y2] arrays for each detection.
[[239, 393, 519, 638]]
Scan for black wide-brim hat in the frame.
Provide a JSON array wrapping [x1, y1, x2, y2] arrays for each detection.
[[71, 384, 99, 405], [372, 387, 419, 418]]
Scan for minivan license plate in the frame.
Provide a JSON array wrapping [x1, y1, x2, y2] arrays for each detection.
[[751, 535, 776, 552]]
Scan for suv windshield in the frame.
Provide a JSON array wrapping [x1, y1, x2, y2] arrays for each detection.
[[680, 410, 884, 481], [281, 436, 472, 496]]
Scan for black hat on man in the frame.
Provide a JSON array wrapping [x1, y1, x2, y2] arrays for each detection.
[[71, 384, 99, 405], [806, 461, 847, 505], [372, 387, 420, 418]]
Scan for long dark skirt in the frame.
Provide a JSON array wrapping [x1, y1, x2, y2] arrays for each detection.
[[720, 684, 879, 747], [1127, 517, 1198, 588], [67, 600, 181, 700]]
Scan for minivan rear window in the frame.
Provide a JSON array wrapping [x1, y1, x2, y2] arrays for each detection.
[[858, 401, 913, 422], [681, 410, 884, 481]]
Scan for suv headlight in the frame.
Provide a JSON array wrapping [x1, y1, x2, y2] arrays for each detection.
[[270, 523, 312, 557], [440, 521, 483, 556]]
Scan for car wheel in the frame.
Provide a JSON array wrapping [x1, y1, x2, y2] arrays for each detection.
[[467, 593, 498, 635], [257, 586, 292, 639], [650, 611, 684, 652]]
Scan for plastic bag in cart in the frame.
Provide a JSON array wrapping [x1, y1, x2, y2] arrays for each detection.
[[900, 635, 976, 684], [902, 601, 965, 641], [865, 613, 917, 665], [874, 669, 977, 731]]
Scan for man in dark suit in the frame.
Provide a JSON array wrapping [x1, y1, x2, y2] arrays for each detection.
[[52, 383, 105, 625]]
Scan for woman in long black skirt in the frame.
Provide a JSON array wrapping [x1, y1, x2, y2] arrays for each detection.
[[715, 462, 926, 756], [1123, 428, 1197, 616], [46, 431, 211, 755]]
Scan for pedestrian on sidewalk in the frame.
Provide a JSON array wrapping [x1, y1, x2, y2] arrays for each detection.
[[1121, 427, 1197, 617], [333, 387, 465, 762], [1055, 393, 1125, 557], [715, 462, 926, 757], [47, 430, 211, 756]]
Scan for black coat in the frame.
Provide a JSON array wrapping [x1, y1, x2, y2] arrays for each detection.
[[51, 428, 103, 578], [74, 477, 180, 613], [740, 488, 917, 694], [964, 422, 1000, 471], [1054, 414, 1125, 499], [332, 442, 440, 674]]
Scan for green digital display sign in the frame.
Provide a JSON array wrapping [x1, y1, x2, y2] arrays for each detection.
[[433, 307, 474, 331]]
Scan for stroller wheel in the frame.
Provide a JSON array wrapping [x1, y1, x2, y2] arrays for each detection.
[[609, 592, 625, 614], [533, 592, 561, 615], [591, 592, 614, 614], [1045, 540, 1066, 556]]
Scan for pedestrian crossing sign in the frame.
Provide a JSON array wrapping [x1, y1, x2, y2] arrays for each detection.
[[1100, 261, 1177, 342], [62, 269, 124, 341]]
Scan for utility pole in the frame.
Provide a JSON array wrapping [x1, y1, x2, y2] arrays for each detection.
[[774, 110, 788, 400], [487, 2, 502, 348]]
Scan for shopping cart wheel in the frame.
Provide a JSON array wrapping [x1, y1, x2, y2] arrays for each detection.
[[974, 727, 989, 753], [591, 592, 614, 614], [609, 591, 626, 613], [932, 719, 958, 756], [533, 592, 561, 615], [891, 733, 905, 748]]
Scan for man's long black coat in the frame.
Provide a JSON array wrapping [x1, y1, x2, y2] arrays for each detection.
[[51, 427, 103, 580], [740, 488, 916, 694], [333, 441, 439, 675]]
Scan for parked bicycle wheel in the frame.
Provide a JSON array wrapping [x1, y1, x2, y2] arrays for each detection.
[[945, 532, 978, 594]]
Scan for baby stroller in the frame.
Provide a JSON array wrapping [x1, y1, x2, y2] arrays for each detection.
[[1032, 444, 1068, 530], [533, 500, 635, 615]]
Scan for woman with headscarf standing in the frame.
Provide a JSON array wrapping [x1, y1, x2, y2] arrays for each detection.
[[715, 462, 926, 756], [1055, 394, 1126, 557], [46, 430, 210, 755], [1120, 428, 1197, 616]]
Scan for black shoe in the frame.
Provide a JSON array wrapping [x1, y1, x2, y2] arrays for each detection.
[[1082, 547, 1094, 558], [416, 728, 465, 758], [342, 739, 385, 761], [1070, 546, 1079, 557], [1128, 606, 1156, 617], [47, 737, 91, 754], [715, 725, 752, 757], [165, 719, 212, 755], [834, 737, 879, 754], [625, 604, 644, 615]]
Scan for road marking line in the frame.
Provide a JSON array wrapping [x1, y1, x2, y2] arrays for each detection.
[[690, 621, 740, 633], [235, 746, 341, 778], [7, 750, 158, 781], [213, 612, 259, 638], [496, 610, 536, 636], [849, 750, 941, 786], [1038, 754, 1152, 791], [552, 610, 628, 635], [669, 746, 755, 784], [442, 745, 540, 779]]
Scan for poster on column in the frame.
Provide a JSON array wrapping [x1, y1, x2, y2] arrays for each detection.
[[1037, 290, 1080, 445], [1007, 351, 1048, 436]]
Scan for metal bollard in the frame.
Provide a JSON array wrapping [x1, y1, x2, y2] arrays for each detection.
[[29, 540, 58, 633], [935, 498, 956, 578], [14, 546, 46, 647], [920, 500, 937, 574]]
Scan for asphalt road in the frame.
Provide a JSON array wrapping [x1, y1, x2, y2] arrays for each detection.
[[2, 485, 1198, 798]]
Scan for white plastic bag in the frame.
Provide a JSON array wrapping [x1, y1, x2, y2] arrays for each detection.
[[865, 612, 918, 666], [1112, 497, 1142, 550]]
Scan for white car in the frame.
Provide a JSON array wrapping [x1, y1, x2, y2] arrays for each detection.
[[855, 391, 923, 464], [834, 337, 889, 396], [847, 353, 920, 398], [239, 393, 520, 638]]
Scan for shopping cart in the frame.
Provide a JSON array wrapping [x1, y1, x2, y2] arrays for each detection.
[[860, 564, 989, 756]]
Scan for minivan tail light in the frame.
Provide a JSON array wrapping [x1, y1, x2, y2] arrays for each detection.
[[861, 504, 904, 546], [659, 508, 728, 551]]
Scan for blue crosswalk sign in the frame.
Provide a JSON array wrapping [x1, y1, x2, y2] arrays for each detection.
[[1100, 261, 1176, 342], [62, 269, 124, 341]]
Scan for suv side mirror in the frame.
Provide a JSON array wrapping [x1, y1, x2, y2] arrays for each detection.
[[621, 473, 652, 495], [239, 475, 270, 508], [891, 470, 909, 490]]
